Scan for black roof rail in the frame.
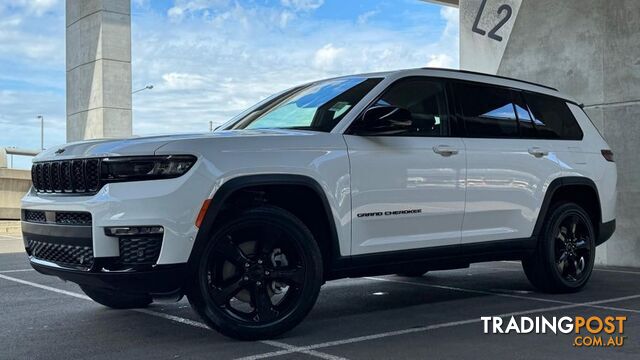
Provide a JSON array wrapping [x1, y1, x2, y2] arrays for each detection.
[[420, 68, 559, 92]]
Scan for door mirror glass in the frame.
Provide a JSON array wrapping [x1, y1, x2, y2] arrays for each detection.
[[352, 106, 414, 135]]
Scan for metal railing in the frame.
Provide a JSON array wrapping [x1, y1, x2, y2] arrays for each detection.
[[0, 147, 40, 169]]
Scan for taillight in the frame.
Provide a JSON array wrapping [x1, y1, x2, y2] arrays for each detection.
[[601, 149, 614, 162]]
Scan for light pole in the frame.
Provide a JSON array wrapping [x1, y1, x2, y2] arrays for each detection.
[[132, 84, 154, 94], [37, 115, 44, 150]]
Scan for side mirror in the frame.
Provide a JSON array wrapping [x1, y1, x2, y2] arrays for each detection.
[[351, 106, 413, 135]]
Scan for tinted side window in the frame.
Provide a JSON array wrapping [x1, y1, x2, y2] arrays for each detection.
[[455, 82, 519, 138], [524, 93, 583, 140], [360, 78, 449, 137]]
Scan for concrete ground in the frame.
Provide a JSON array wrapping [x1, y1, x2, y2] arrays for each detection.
[[0, 229, 23, 253], [0, 236, 638, 360]]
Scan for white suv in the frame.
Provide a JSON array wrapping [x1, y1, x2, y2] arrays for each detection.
[[21, 68, 616, 340]]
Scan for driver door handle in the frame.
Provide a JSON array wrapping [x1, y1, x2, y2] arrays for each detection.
[[433, 145, 459, 157], [528, 147, 549, 158]]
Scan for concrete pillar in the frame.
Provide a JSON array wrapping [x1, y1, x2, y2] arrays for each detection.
[[66, 0, 132, 142], [0, 148, 7, 169], [457, 0, 640, 267]]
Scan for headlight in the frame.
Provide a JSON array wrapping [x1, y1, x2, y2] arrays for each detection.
[[101, 155, 197, 182]]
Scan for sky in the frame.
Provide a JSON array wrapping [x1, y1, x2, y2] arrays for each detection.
[[0, 0, 459, 169]]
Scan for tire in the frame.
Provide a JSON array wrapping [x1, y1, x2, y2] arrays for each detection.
[[80, 285, 152, 309], [187, 206, 323, 340], [522, 202, 596, 293]]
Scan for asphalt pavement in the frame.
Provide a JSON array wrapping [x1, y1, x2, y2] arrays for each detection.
[[1, 241, 638, 359]]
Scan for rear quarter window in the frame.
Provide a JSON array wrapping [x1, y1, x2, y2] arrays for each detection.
[[524, 93, 583, 140]]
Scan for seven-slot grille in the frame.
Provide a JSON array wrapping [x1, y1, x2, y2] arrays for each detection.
[[31, 159, 101, 194]]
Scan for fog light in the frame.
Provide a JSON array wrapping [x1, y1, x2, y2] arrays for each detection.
[[105, 226, 164, 237]]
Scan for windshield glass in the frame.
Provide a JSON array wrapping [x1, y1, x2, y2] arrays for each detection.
[[228, 77, 382, 132]]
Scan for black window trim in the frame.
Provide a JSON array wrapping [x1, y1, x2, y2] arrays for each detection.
[[345, 76, 456, 138], [448, 78, 584, 141]]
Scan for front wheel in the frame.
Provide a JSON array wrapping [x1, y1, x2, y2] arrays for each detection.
[[187, 206, 323, 340], [522, 202, 596, 293]]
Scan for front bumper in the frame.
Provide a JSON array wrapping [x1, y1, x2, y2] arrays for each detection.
[[22, 219, 188, 294], [30, 258, 187, 295], [20, 158, 213, 265]]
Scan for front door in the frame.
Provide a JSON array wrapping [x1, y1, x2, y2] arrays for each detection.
[[345, 77, 466, 255]]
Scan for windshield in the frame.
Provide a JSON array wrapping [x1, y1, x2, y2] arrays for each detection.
[[228, 77, 382, 132]]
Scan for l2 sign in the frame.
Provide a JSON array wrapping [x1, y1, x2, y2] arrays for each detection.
[[460, 0, 523, 74]]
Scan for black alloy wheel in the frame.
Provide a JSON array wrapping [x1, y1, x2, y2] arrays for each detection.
[[188, 206, 323, 340], [522, 202, 596, 293], [553, 212, 592, 283]]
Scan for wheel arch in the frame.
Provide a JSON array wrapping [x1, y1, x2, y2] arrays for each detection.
[[188, 174, 342, 276], [533, 177, 602, 239]]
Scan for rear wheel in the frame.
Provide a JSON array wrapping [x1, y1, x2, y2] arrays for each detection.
[[80, 285, 152, 309], [187, 206, 323, 340], [522, 202, 595, 293]]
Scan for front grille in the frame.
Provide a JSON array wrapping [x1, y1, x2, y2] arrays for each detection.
[[22, 210, 92, 226], [32, 159, 101, 194], [27, 239, 94, 268], [119, 237, 162, 265], [23, 210, 46, 223]]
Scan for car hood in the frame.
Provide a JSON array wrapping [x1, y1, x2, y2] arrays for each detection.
[[33, 129, 322, 162]]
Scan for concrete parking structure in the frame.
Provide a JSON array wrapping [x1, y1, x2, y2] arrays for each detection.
[[1, 242, 638, 359]]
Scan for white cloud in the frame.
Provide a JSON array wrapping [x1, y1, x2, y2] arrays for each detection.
[[161, 72, 207, 90], [0, 0, 65, 165], [167, 0, 228, 21], [131, 2, 461, 133], [280, 0, 324, 12], [1, 0, 59, 16], [312, 43, 344, 70], [426, 53, 454, 68], [441, 6, 459, 40], [0, 1, 460, 169], [0, 4, 64, 63], [357, 10, 379, 25], [279, 10, 295, 28]]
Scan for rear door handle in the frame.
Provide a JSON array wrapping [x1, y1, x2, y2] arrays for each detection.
[[528, 147, 549, 158], [433, 145, 459, 157]]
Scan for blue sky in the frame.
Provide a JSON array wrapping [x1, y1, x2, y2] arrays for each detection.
[[0, 0, 458, 168]]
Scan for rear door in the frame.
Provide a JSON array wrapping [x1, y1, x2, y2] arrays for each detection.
[[452, 81, 562, 244], [345, 77, 466, 255], [523, 92, 587, 172]]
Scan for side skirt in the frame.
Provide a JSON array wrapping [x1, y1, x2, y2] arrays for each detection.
[[326, 237, 536, 280]]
